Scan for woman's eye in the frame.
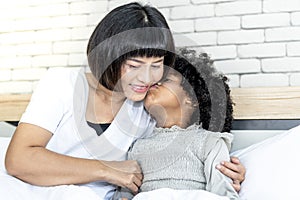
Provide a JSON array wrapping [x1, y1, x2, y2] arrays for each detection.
[[151, 64, 162, 69], [127, 64, 139, 69]]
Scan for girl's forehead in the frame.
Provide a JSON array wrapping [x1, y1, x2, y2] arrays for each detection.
[[167, 68, 181, 77]]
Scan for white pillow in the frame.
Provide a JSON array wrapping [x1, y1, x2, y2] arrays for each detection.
[[0, 137, 11, 173], [231, 125, 300, 200]]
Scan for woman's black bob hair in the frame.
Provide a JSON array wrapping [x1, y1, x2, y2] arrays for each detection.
[[87, 2, 175, 90], [173, 48, 234, 133]]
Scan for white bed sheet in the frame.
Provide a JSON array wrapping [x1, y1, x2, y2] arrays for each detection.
[[0, 137, 102, 200], [0, 127, 294, 200], [0, 136, 236, 200], [133, 188, 229, 200]]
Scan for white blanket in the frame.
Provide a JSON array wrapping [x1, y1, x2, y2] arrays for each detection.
[[133, 188, 229, 200], [0, 137, 101, 200], [0, 136, 241, 200], [0, 137, 231, 200]]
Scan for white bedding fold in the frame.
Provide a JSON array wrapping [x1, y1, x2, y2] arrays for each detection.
[[132, 188, 230, 200], [0, 137, 101, 200]]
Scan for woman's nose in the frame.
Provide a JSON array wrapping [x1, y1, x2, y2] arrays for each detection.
[[137, 66, 152, 85]]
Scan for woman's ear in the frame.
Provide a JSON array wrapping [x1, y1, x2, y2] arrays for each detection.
[[185, 99, 199, 107], [185, 99, 192, 105]]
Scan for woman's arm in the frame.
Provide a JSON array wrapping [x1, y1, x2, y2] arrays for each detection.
[[5, 123, 142, 193], [216, 156, 246, 192]]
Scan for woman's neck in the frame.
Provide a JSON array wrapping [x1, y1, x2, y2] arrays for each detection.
[[85, 73, 126, 123]]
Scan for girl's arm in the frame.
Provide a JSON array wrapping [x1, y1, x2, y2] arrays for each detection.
[[5, 123, 142, 193], [204, 137, 239, 199]]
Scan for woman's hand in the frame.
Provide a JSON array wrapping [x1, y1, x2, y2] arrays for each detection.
[[216, 156, 246, 192], [101, 160, 143, 194]]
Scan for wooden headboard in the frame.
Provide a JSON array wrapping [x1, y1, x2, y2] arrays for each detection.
[[1, 86, 300, 121], [232, 86, 300, 120]]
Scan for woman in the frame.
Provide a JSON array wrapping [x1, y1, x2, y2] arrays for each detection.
[[4, 3, 244, 200]]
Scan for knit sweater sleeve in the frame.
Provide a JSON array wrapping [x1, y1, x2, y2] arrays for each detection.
[[203, 132, 239, 200], [111, 187, 134, 200]]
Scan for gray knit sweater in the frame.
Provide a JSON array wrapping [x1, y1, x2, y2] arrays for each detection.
[[112, 124, 239, 200]]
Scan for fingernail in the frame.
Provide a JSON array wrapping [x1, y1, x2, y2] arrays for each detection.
[[216, 164, 221, 169]]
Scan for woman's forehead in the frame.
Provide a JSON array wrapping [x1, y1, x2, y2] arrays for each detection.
[[126, 56, 164, 64]]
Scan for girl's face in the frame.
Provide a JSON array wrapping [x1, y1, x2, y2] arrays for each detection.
[[144, 68, 188, 120], [120, 56, 164, 101]]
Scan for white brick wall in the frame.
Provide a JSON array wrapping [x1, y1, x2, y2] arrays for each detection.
[[195, 17, 240, 32], [70, 1, 107, 14], [0, 81, 33, 94], [215, 1, 262, 16], [12, 68, 47, 81], [174, 32, 217, 46], [263, 0, 300, 12], [1, 0, 300, 94], [150, 0, 189, 8], [226, 74, 239, 88], [291, 12, 300, 25], [218, 30, 264, 45], [287, 42, 300, 56], [200, 45, 237, 60], [262, 58, 300, 72], [32, 55, 69, 67], [266, 27, 300, 42], [241, 74, 289, 87], [0, 70, 12, 82], [242, 13, 290, 29], [290, 73, 300, 86], [238, 43, 286, 58], [214, 59, 261, 74], [170, 5, 214, 19], [169, 20, 194, 33]]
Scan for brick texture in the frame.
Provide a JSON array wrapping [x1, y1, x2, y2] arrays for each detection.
[[1, 0, 300, 93]]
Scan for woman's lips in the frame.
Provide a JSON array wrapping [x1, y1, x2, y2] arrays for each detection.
[[131, 85, 149, 93]]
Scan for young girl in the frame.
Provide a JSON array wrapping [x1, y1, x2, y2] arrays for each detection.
[[113, 48, 239, 200]]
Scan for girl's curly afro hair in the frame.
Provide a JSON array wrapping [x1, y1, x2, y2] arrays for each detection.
[[172, 48, 234, 133]]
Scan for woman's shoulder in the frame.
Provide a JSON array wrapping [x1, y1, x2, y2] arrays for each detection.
[[40, 67, 87, 92], [45, 67, 85, 83], [29, 67, 89, 108]]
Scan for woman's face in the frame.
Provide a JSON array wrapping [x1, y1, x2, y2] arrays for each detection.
[[120, 56, 164, 101], [144, 68, 187, 119]]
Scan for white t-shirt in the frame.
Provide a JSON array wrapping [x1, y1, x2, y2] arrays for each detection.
[[20, 67, 156, 199]]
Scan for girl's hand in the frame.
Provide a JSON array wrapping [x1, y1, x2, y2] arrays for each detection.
[[101, 160, 143, 194], [216, 156, 246, 192]]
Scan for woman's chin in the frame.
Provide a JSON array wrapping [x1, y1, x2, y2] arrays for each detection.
[[126, 92, 147, 102]]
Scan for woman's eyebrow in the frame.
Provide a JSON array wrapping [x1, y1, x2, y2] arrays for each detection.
[[127, 58, 164, 64]]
